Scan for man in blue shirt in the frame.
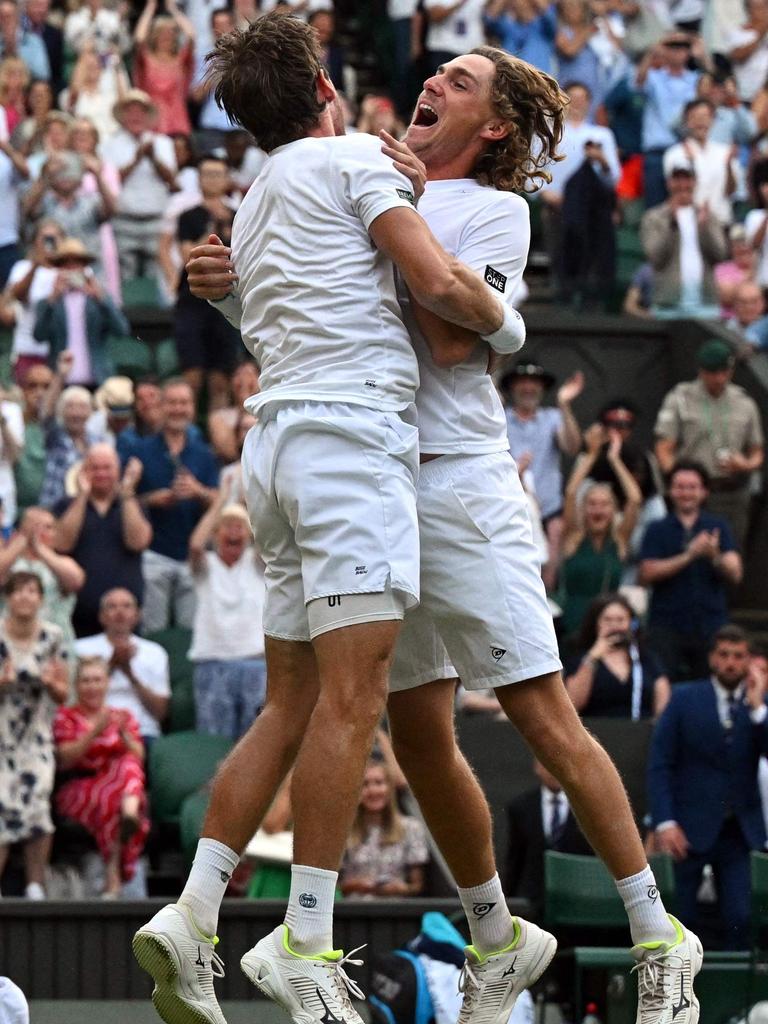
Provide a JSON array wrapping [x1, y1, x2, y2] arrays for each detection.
[[135, 378, 219, 632], [635, 33, 700, 208], [639, 460, 742, 681]]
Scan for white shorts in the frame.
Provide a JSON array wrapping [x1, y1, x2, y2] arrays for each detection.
[[390, 451, 562, 692], [241, 401, 420, 642]]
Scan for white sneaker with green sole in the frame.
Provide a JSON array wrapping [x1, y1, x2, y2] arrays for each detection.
[[631, 915, 703, 1024]]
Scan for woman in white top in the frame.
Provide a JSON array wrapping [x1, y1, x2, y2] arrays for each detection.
[[5, 219, 63, 383], [59, 48, 128, 142]]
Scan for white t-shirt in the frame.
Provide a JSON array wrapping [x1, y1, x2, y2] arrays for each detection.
[[745, 206, 768, 286], [101, 130, 177, 217], [543, 121, 621, 198], [189, 549, 266, 661], [728, 25, 768, 101], [663, 138, 738, 226], [388, 0, 418, 18], [229, 133, 418, 415], [403, 179, 528, 454], [675, 205, 704, 307], [0, 153, 20, 248], [424, 0, 486, 55], [74, 633, 170, 739], [7, 260, 57, 358]]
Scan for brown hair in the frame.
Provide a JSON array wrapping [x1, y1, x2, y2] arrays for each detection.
[[348, 758, 404, 847], [711, 624, 750, 651], [76, 655, 109, 679], [206, 12, 325, 153], [469, 46, 567, 193], [3, 570, 44, 598]]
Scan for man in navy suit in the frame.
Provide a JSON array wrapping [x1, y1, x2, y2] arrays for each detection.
[[648, 625, 768, 948]]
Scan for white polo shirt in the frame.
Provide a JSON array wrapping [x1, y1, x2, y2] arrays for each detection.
[[229, 132, 419, 415], [402, 179, 529, 454], [74, 632, 170, 739]]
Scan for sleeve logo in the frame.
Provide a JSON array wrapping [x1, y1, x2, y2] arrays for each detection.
[[396, 188, 415, 206], [485, 265, 507, 292]]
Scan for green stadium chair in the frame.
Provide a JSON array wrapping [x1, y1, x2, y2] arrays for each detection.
[[148, 731, 232, 827], [750, 851, 768, 1000], [544, 850, 676, 1011], [107, 334, 155, 378], [154, 337, 180, 380], [146, 626, 195, 733], [122, 275, 162, 309]]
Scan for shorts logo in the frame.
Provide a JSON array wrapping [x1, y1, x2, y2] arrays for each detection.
[[472, 901, 496, 918], [364, 379, 378, 388], [327, 596, 343, 608], [490, 646, 507, 662], [355, 565, 368, 575], [647, 885, 658, 904], [484, 265, 507, 292], [298, 892, 317, 909], [396, 188, 415, 206]]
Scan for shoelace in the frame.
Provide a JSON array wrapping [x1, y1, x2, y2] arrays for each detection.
[[326, 944, 366, 1008], [193, 945, 226, 1001], [457, 960, 481, 1016], [631, 951, 684, 1015]]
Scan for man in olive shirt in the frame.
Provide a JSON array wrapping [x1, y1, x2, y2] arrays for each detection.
[[13, 362, 53, 517], [654, 340, 763, 546]]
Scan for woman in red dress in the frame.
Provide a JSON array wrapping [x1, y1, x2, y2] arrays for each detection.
[[132, 0, 195, 137], [54, 656, 149, 897]]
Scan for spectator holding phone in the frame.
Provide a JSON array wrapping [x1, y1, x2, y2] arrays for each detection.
[[565, 592, 671, 719], [6, 218, 63, 383]]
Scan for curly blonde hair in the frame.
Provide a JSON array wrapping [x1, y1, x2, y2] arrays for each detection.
[[470, 46, 567, 193]]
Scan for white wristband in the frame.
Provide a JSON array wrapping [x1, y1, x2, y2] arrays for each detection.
[[481, 303, 526, 354]]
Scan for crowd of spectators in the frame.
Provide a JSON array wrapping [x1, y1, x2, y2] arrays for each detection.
[[0, 0, 766, 958]]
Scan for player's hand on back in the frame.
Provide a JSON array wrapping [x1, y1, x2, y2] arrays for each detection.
[[380, 130, 427, 204], [187, 232, 238, 301]]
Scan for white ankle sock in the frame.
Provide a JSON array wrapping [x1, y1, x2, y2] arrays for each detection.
[[615, 865, 677, 945], [178, 838, 240, 937], [457, 873, 517, 954], [284, 864, 338, 955]]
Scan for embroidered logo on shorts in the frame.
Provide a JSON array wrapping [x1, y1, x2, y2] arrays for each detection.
[[396, 188, 415, 206], [472, 902, 496, 918], [299, 892, 318, 909], [355, 565, 368, 575], [364, 379, 378, 388], [485, 265, 507, 292], [490, 646, 507, 662]]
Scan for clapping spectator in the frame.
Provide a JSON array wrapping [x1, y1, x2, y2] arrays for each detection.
[[60, 47, 128, 142], [54, 445, 151, 638], [101, 89, 176, 289], [559, 425, 643, 640], [0, 506, 84, 655], [423, 0, 487, 69], [69, 117, 122, 304], [188, 8, 237, 149], [116, 377, 163, 461], [726, 0, 768, 104], [64, 0, 130, 59], [696, 72, 757, 146], [25, 109, 70, 178], [484, 0, 557, 75], [0, 125, 29, 288], [339, 757, 428, 899], [0, 379, 24, 529], [188, 493, 266, 740], [134, 379, 218, 632], [33, 238, 128, 388], [654, 340, 763, 546], [555, 0, 602, 106], [0, 55, 29, 137], [13, 362, 53, 518], [12, 78, 54, 155], [133, 0, 195, 138], [75, 588, 170, 749], [565, 592, 671, 718], [0, 571, 68, 900], [664, 98, 739, 227], [639, 461, 742, 681], [54, 655, 149, 897], [640, 166, 727, 318], [5, 219, 60, 385], [38, 351, 105, 509]]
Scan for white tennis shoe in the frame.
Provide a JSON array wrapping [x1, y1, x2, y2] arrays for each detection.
[[240, 924, 366, 1024], [631, 916, 703, 1024], [132, 902, 227, 1024], [457, 918, 558, 1024]]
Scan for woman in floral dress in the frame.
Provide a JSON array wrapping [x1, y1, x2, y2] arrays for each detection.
[[0, 572, 68, 898]]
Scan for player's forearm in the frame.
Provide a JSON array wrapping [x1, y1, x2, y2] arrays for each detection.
[[413, 258, 503, 336]]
